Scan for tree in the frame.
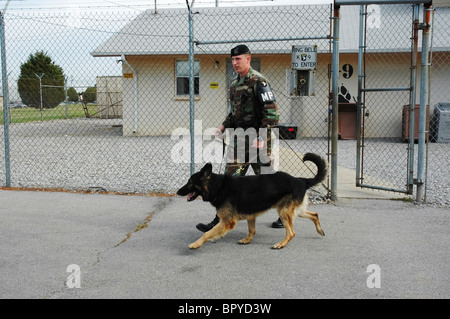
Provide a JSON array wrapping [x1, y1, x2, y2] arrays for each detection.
[[82, 86, 97, 104], [17, 51, 65, 109], [67, 87, 79, 102]]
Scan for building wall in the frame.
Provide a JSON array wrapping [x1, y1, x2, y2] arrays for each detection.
[[120, 52, 450, 138], [121, 54, 333, 137], [353, 51, 450, 138], [122, 55, 229, 136]]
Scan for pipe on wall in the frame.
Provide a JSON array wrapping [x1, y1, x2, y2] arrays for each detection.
[[121, 54, 138, 134]]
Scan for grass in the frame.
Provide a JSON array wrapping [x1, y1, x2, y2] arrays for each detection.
[[1, 103, 98, 124]]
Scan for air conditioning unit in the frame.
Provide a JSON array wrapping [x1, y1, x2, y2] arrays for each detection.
[[430, 103, 450, 143]]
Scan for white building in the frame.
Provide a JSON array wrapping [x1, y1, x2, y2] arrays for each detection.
[[92, 4, 450, 138]]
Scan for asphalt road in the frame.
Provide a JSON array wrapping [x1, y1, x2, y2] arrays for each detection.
[[0, 189, 448, 299]]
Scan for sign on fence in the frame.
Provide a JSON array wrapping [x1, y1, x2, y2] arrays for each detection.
[[291, 45, 318, 70]]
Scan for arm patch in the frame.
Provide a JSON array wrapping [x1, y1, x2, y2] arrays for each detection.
[[256, 79, 276, 104]]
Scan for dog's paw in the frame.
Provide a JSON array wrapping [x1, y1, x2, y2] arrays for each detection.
[[272, 242, 286, 249], [238, 238, 252, 245], [188, 242, 200, 249]]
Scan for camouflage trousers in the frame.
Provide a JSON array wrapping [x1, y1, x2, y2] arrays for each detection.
[[222, 131, 276, 176]]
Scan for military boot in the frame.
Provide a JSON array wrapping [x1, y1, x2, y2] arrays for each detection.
[[271, 217, 284, 228]]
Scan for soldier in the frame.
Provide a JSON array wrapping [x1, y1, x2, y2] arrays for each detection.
[[196, 44, 285, 232]]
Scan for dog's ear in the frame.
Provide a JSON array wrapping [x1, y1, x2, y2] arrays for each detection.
[[201, 162, 213, 176]]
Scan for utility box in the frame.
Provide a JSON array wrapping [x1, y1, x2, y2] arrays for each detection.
[[290, 45, 317, 97], [402, 104, 429, 142], [430, 103, 450, 143], [289, 69, 315, 96], [276, 124, 298, 140]]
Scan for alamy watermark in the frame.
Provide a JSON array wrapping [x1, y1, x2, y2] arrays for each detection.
[[366, 264, 381, 288], [170, 120, 279, 171], [66, 264, 81, 289]]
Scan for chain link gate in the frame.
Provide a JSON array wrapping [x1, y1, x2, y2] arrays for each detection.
[[355, 3, 417, 194], [349, 2, 434, 196], [335, 0, 449, 206]]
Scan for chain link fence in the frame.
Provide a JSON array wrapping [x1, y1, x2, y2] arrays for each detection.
[[0, 3, 448, 206], [425, 5, 450, 205], [0, 4, 333, 198]]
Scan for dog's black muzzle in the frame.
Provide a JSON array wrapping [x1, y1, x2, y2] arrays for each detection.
[[177, 185, 199, 202]]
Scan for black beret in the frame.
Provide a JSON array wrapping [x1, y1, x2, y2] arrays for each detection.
[[231, 44, 251, 57]]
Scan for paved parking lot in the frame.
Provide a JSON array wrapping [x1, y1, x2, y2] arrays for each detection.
[[0, 189, 448, 299]]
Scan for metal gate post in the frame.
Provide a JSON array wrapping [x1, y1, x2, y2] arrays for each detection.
[[330, 5, 340, 201], [407, 4, 420, 195], [356, 5, 365, 188], [0, 9, 11, 187], [187, 1, 195, 175], [416, 3, 432, 202]]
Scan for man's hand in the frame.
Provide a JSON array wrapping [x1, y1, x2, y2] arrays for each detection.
[[252, 137, 265, 149], [215, 124, 225, 140]]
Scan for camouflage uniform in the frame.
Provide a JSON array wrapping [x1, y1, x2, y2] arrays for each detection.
[[222, 67, 280, 176]]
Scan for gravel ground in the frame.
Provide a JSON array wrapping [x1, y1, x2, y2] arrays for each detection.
[[0, 118, 448, 207], [286, 138, 450, 207]]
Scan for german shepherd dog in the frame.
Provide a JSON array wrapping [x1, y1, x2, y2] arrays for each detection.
[[177, 153, 326, 249]]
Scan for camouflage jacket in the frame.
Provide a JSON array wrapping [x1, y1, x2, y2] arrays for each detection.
[[222, 67, 280, 130]]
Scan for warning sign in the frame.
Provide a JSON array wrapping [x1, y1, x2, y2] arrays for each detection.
[[123, 73, 134, 79], [291, 45, 318, 70]]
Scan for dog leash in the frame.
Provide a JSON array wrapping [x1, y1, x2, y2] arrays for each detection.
[[218, 138, 227, 174]]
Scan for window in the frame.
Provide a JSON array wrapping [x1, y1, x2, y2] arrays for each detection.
[[176, 60, 200, 96]]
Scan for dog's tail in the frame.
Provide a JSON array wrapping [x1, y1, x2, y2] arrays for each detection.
[[303, 153, 327, 189]]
